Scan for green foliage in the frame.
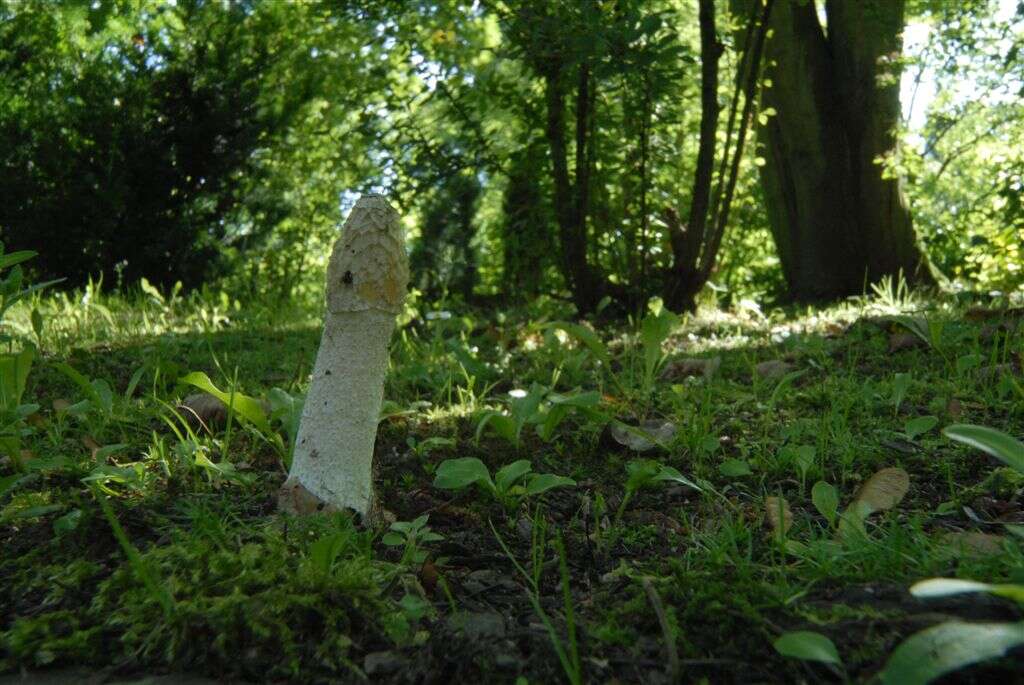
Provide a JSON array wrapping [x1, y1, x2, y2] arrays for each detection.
[[0, 1, 367, 291], [772, 631, 842, 667], [0, 246, 54, 469], [883, 622, 1024, 685], [944, 423, 1024, 473], [491, 520, 582, 685], [179, 371, 271, 434], [639, 300, 680, 395], [475, 384, 603, 448], [811, 481, 840, 528], [433, 457, 575, 512], [381, 515, 444, 567]]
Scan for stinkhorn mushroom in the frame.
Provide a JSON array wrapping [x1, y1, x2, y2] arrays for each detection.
[[278, 194, 408, 521]]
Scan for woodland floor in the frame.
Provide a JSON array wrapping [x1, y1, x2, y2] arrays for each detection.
[[1, 288, 1023, 684]]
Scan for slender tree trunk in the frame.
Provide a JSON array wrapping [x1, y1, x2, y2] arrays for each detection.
[[664, 0, 722, 311], [664, 0, 770, 312], [753, 0, 936, 299], [544, 68, 602, 313]]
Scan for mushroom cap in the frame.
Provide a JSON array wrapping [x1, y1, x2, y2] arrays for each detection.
[[327, 194, 409, 314]]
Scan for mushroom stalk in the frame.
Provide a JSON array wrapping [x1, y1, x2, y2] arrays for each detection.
[[279, 194, 407, 518]]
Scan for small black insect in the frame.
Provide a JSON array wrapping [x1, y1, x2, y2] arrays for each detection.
[[342, 270, 353, 285]]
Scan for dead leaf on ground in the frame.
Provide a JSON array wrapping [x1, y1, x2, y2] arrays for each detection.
[[839, 467, 910, 540], [978, 363, 1017, 381], [660, 356, 721, 382], [82, 435, 101, 458], [980, 321, 1017, 341], [610, 419, 677, 451], [822, 322, 848, 338], [965, 306, 1024, 322], [755, 360, 795, 380], [943, 531, 1005, 556], [946, 398, 963, 420], [851, 467, 910, 514], [889, 332, 925, 353], [628, 509, 686, 535], [765, 496, 793, 540], [53, 398, 71, 413], [419, 559, 439, 594]]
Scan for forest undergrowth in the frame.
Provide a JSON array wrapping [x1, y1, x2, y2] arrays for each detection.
[[1, 279, 1023, 684]]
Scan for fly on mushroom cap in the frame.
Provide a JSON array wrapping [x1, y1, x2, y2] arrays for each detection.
[[327, 195, 408, 314]]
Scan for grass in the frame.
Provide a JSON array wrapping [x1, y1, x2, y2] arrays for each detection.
[[1, 281, 1022, 682]]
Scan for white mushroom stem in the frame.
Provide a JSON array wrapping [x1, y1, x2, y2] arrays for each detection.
[[279, 194, 407, 518]]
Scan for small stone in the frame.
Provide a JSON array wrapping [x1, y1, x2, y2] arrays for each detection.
[[363, 651, 404, 676], [516, 516, 533, 542], [179, 393, 228, 430], [494, 653, 521, 669], [447, 611, 506, 640]]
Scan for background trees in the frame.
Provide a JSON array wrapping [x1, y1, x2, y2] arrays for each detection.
[[742, 0, 935, 299], [2, 0, 1021, 310]]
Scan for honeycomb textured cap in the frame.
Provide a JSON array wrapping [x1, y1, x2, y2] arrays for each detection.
[[326, 194, 409, 314]]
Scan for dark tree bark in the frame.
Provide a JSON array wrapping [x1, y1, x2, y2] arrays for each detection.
[[752, 0, 936, 299], [544, 65, 603, 313], [664, 0, 771, 312], [664, 0, 723, 311]]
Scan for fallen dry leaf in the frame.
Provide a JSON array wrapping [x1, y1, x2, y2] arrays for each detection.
[[966, 306, 1024, 323], [889, 332, 925, 353], [610, 419, 677, 451], [839, 467, 910, 541], [53, 398, 71, 413], [980, 321, 1016, 342], [82, 435, 101, 458], [765, 496, 793, 540], [755, 360, 795, 380], [660, 356, 721, 382], [943, 531, 1005, 556], [977, 363, 1017, 381], [946, 398, 963, 420], [822, 322, 847, 338], [850, 467, 910, 515], [277, 477, 340, 516]]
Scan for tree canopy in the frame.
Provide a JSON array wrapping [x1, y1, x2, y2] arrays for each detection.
[[1, 0, 1021, 308]]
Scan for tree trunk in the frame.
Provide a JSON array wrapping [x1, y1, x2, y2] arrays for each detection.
[[544, 68, 603, 313], [664, 0, 770, 312], [664, 0, 722, 312], [754, 0, 935, 299]]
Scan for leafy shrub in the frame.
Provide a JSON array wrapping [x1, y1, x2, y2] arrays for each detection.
[[0, 2, 321, 289]]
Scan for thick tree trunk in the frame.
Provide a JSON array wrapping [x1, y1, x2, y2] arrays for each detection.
[[754, 0, 935, 299]]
